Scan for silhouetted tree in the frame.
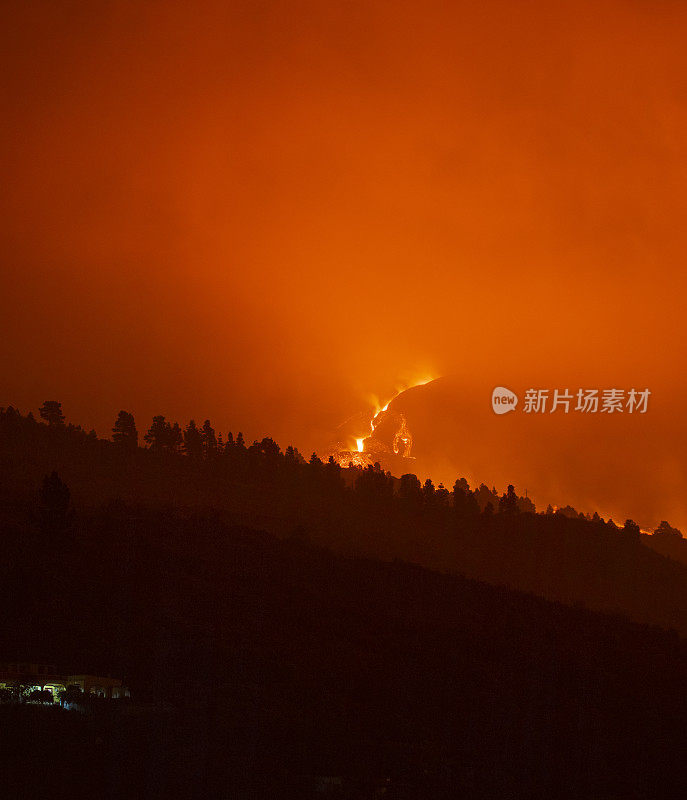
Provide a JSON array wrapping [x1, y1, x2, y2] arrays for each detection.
[[324, 456, 344, 493], [454, 477, 470, 493], [144, 415, 171, 453], [654, 520, 683, 539], [183, 420, 203, 461], [556, 505, 580, 519], [355, 463, 393, 501], [474, 483, 498, 511], [284, 444, 298, 465], [452, 480, 479, 520], [257, 437, 281, 460], [623, 519, 641, 541], [499, 484, 520, 515], [169, 422, 183, 454], [57, 685, 84, 707], [399, 473, 423, 509], [26, 689, 53, 704], [517, 494, 536, 514], [7, 682, 34, 703], [112, 410, 138, 451], [39, 400, 64, 426], [422, 478, 436, 506], [435, 483, 450, 508], [201, 419, 217, 459]]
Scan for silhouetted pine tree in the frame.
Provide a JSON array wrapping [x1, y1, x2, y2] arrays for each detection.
[[39, 400, 65, 426], [144, 415, 171, 453], [201, 419, 217, 459], [452, 480, 479, 520], [399, 473, 423, 510], [499, 484, 520, 515], [623, 519, 641, 541], [112, 410, 138, 452], [422, 478, 436, 506], [183, 420, 203, 461]]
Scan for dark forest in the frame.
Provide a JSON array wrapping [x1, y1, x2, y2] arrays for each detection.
[[1, 404, 687, 798]]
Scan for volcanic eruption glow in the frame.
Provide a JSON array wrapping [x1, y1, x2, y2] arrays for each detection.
[[326, 375, 437, 469], [353, 375, 437, 456]]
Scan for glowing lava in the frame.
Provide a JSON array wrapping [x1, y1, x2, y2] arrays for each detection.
[[325, 375, 437, 469], [392, 414, 412, 457], [354, 376, 436, 457]]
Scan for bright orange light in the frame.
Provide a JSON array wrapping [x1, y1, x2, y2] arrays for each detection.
[[356, 375, 438, 453]]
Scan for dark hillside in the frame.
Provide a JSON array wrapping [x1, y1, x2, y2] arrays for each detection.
[[2, 406, 687, 634]]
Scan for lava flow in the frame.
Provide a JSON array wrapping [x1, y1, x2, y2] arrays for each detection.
[[327, 376, 436, 469]]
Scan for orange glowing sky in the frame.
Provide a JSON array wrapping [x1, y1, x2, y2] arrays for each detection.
[[1, 1, 686, 529]]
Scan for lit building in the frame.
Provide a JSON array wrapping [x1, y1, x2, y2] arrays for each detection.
[[0, 662, 129, 700]]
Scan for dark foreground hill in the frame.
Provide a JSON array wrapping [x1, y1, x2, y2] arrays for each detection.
[[2, 499, 687, 798], [3, 406, 687, 796]]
